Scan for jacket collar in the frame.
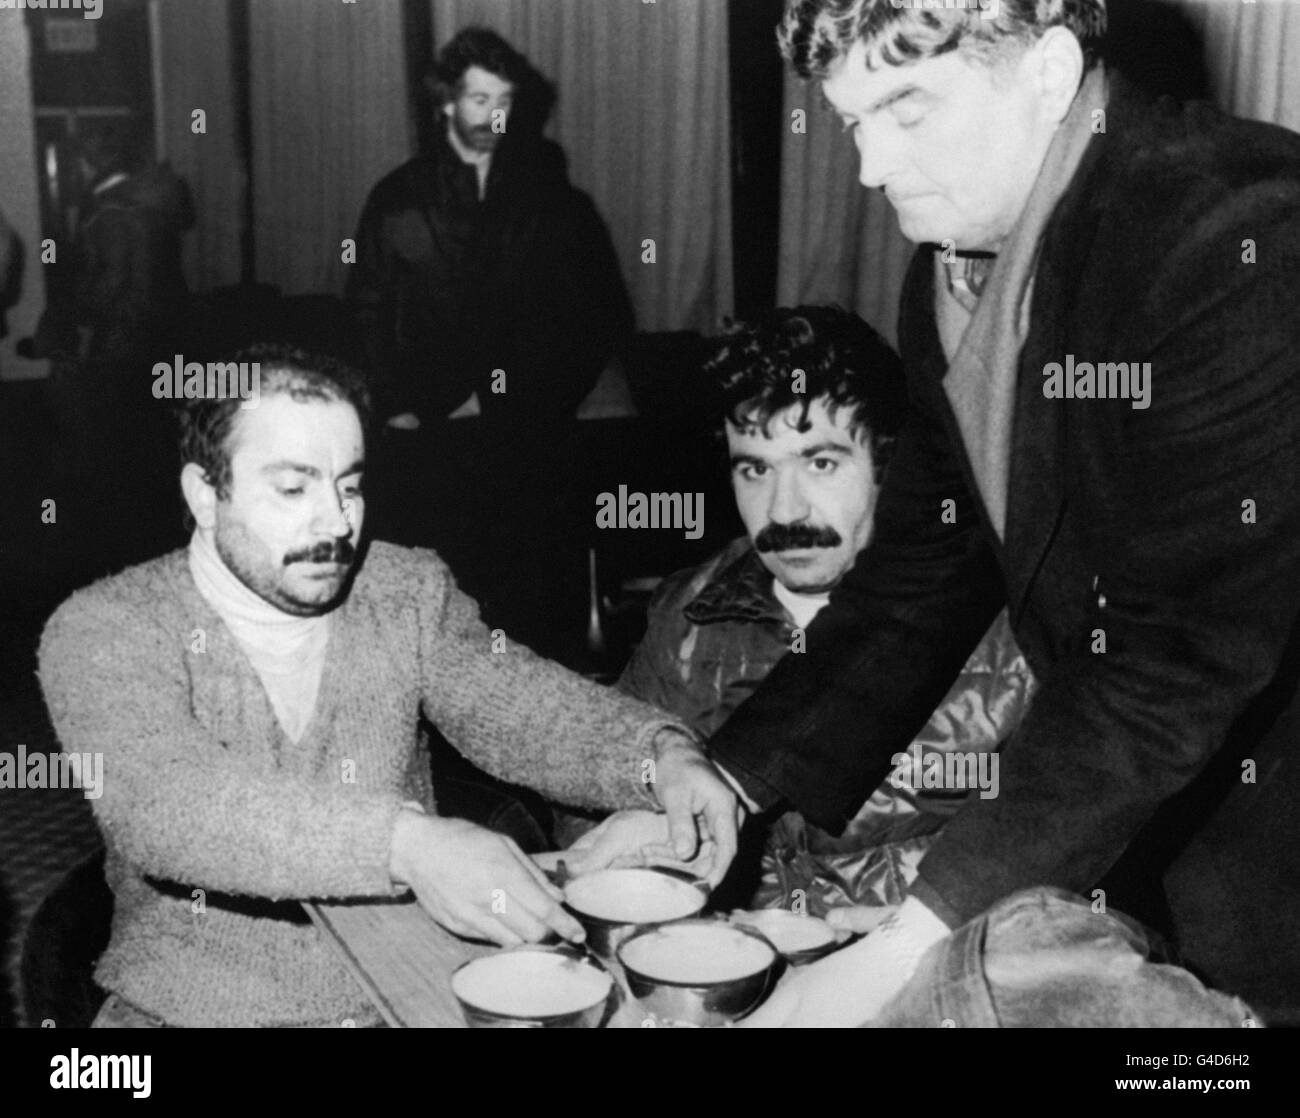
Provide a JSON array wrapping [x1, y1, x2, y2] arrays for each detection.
[[1002, 71, 1138, 622], [684, 541, 791, 628]]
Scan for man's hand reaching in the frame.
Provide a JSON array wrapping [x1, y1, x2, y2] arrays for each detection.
[[562, 808, 718, 879], [389, 809, 584, 946], [646, 730, 742, 888]]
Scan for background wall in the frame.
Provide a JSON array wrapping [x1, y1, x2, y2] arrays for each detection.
[[0, 14, 47, 382], [154, 0, 242, 293], [149, 0, 734, 334], [248, 0, 412, 298], [7, 0, 1299, 379], [777, 71, 912, 350], [1177, 0, 1300, 133]]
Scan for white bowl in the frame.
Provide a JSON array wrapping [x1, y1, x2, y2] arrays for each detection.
[[451, 945, 616, 1028], [730, 909, 845, 964]]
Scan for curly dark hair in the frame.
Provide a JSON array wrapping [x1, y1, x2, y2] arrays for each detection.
[[179, 343, 371, 503], [779, 0, 1108, 79], [708, 306, 906, 482], [431, 26, 531, 101]]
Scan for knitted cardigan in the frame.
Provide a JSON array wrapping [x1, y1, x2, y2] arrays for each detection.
[[38, 542, 674, 1027]]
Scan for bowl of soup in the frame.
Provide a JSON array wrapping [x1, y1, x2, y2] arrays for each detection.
[[729, 909, 846, 966], [451, 944, 618, 1028], [563, 867, 709, 958], [617, 918, 780, 1026]]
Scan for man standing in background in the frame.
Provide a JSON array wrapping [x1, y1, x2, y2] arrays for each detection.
[[347, 26, 633, 659], [27, 122, 194, 579]]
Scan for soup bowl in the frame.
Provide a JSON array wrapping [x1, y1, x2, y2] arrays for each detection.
[[451, 943, 618, 1028], [729, 908, 849, 966], [562, 867, 709, 959], [617, 918, 780, 1027]]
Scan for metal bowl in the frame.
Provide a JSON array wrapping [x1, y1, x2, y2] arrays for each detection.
[[618, 918, 780, 1027], [563, 867, 710, 960], [729, 909, 849, 966], [451, 944, 619, 1028]]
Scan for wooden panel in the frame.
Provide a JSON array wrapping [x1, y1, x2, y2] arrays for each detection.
[[307, 897, 651, 1028], [307, 898, 491, 1028]]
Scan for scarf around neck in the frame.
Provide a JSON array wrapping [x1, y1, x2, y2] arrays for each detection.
[[937, 66, 1110, 541]]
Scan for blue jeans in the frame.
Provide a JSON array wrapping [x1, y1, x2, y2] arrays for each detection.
[[867, 887, 1259, 1028]]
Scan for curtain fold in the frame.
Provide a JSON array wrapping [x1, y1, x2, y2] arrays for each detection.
[[0, 10, 45, 380], [154, 0, 241, 293], [430, 0, 734, 333], [1173, 0, 1300, 133], [777, 70, 913, 348], [248, 0, 411, 297]]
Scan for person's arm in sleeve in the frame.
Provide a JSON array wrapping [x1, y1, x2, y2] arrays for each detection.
[[38, 593, 407, 902], [344, 188, 407, 419], [910, 187, 1300, 928], [75, 210, 149, 330], [416, 550, 685, 813], [414, 552, 740, 879], [556, 190, 635, 411]]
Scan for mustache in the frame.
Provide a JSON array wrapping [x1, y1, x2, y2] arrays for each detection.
[[754, 523, 842, 553], [284, 539, 357, 566]]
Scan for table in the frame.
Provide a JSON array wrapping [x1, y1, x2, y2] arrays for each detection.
[[306, 897, 651, 1028]]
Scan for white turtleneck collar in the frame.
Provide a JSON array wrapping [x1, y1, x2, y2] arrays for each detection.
[[188, 528, 331, 742], [772, 577, 829, 631]]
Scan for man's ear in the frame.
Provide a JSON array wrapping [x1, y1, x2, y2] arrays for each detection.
[[1030, 26, 1086, 127], [181, 463, 219, 531]]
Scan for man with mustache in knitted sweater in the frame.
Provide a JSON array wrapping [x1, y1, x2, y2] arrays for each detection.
[[38, 344, 737, 1028]]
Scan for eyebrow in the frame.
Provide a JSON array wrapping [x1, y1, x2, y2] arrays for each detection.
[[730, 443, 853, 469], [877, 84, 928, 114], [835, 83, 924, 119], [261, 459, 365, 479]]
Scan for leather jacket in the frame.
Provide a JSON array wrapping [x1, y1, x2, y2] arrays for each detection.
[[346, 127, 633, 424]]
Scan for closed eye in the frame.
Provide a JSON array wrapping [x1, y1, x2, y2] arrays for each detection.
[[891, 95, 928, 129]]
